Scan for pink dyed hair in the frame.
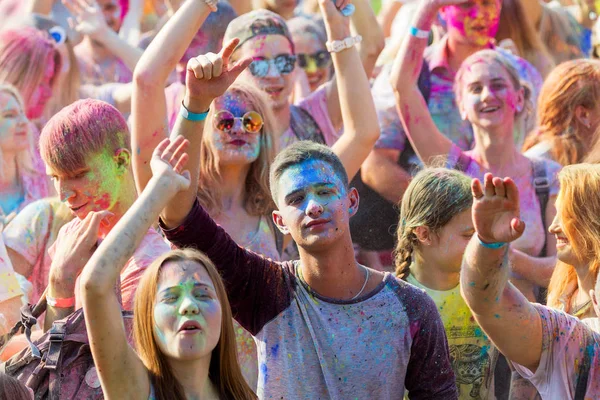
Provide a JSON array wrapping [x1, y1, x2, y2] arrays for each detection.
[[0, 27, 61, 114], [40, 99, 130, 175]]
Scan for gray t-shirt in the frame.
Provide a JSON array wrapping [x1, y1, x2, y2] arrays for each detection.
[[162, 200, 458, 399]]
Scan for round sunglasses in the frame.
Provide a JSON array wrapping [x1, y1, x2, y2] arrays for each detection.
[[213, 110, 264, 134], [297, 51, 332, 70], [249, 55, 297, 78]]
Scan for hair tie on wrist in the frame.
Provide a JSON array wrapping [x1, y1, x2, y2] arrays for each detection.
[[477, 235, 506, 249], [409, 26, 430, 39], [47, 295, 75, 308], [180, 102, 209, 122]]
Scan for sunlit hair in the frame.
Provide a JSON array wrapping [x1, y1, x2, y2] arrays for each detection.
[[523, 59, 600, 166], [0, 84, 34, 179], [269, 140, 348, 204], [495, 0, 554, 78], [0, 372, 32, 400], [394, 168, 473, 279], [133, 249, 256, 400], [0, 27, 60, 117], [547, 164, 600, 310], [454, 49, 531, 119], [199, 81, 277, 216], [39, 99, 129, 176]]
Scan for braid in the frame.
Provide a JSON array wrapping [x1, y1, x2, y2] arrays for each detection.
[[394, 232, 415, 280]]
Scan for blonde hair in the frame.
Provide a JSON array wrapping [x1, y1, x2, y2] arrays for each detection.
[[523, 59, 600, 166], [0, 83, 34, 179], [394, 168, 473, 279], [133, 248, 256, 400], [495, 0, 554, 78], [547, 164, 600, 310], [198, 81, 277, 216]]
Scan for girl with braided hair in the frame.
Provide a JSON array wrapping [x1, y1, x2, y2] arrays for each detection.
[[395, 167, 503, 399]]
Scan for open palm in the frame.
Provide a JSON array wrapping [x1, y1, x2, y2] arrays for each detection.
[[150, 136, 191, 193], [472, 174, 526, 244], [63, 0, 108, 37]]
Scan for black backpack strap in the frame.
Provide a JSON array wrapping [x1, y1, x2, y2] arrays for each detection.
[[289, 105, 326, 144], [531, 158, 550, 257], [574, 332, 593, 400]]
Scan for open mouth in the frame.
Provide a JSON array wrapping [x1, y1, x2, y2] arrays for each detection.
[[480, 106, 500, 113], [264, 87, 283, 96], [178, 320, 202, 333], [229, 139, 248, 146], [556, 237, 569, 246]]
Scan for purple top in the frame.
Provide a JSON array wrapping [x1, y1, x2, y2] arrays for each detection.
[[162, 199, 457, 399]]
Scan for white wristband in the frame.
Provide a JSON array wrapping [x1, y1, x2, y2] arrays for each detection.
[[409, 26, 430, 39], [326, 35, 363, 53]]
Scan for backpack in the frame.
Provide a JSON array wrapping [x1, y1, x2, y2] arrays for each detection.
[[1, 289, 132, 399], [289, 105, 326, 144]]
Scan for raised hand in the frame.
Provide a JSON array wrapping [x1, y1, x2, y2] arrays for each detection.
[[63, 0, 109, 39], [49, 210, 113, 294], [471, 173, 526, 244], [184, 38, 253, 110], [318, 0, 351, 41], [150, 136, 191, 193]]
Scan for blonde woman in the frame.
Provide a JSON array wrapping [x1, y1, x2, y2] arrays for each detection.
[[0, 84, 47, 224]]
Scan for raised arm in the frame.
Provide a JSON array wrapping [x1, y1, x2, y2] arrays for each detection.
[[131, 0, 212, 193], [160, 40, 251, 228], [324, 0, 384, 130], [63, 0, 143, 72], [460, 173, 542, 373], [389, 0, 458, 165], [319, 0, 380, 181], [79, 138, 191, 400]]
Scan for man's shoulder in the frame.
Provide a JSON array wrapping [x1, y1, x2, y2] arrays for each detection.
[[385, 274, 438, 314]]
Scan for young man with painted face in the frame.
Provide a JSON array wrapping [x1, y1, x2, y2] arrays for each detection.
[[39, 99, 169, 330], [149, 1, 456, 397]]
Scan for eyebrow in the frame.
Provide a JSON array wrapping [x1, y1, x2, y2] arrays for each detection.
[[283, 182, 336, 200], [159, 282, 215, 294]]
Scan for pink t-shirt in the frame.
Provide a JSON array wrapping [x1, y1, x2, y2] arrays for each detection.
[[165, 83, 340, 151], [49, 219, 170, 310], [279, 86, 339, 150], [513, 304, 600, 398]]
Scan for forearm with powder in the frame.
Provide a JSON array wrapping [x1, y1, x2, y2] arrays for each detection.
[[132, 0, 211, 193]]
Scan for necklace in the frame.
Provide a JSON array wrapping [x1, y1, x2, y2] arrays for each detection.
[[296, 262, 370, 301], [350, 266, 370, 301], [570, 300, 593, 317]]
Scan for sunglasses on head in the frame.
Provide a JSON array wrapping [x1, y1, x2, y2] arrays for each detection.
[[248, 55, 296, 78], [297, 51, 331, 69], [213, 110, 264, 134], [48, 26, 67, 45]]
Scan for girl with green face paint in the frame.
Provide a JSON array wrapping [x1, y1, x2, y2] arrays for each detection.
[[78, 136, 255, 400]]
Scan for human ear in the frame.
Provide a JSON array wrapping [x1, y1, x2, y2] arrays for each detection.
[[515, 87, 525, 114], [272, 211, 289, 235], [114, 149, 131, 172], [414, 226, 432, 245], [575, 105, 592, 129], [347, 187, 360, 217]]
